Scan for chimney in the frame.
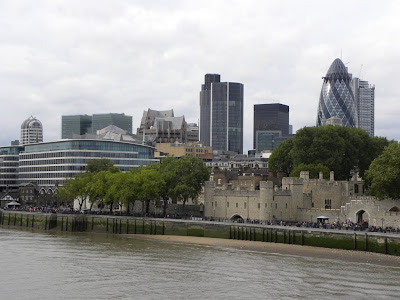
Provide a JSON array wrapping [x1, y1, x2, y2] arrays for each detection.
[[300, 171, 309, 180], [330, 171, 334, 181], [319, 171, 323, 180]]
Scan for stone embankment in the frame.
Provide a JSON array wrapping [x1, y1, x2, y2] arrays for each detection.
[[1, 209, 400, 256]]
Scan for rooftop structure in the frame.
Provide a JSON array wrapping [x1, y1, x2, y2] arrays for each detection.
[[20, 116, 43, 145]]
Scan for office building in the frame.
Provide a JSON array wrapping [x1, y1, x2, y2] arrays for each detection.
[[352, 78, 375, 136], [17, 139, 157, 191], [61, 113, 133, 139], [253, 103, 289, 150], [20, 116, 43, 145], [61, 115, 92, 139], [199, 74, 244, 154], [0, 145, 24, 192], [92, 113, 132, 133], [137, 108, 194, 143], [316, 58, 358, 128]]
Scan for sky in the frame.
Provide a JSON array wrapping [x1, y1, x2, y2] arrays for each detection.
[[1, 0, 400, 152]]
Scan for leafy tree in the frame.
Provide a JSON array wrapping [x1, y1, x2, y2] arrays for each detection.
[[365, 142, 400, 199], [58, 172, 92, 211], [269, 126, 389, 180], [111, 171, 139, 214], [87, 159, 119, 173], [169, 156, 209, 213], [134, 167, 165, 216], [290, 163, 330, 179], [268, 139, 294, 176]]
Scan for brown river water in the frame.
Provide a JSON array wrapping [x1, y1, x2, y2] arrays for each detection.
[[1, 228, 399, 299]]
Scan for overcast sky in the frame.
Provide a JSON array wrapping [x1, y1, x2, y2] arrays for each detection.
[[1, 0, 399, 152]]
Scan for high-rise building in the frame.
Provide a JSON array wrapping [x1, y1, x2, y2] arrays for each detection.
[[199, 74, 244, 154], [61, 115, 92, 139], [253, 103, 289, 150], [316, 58, 358, 128], [20, 116, 43, 145], [92, 113, 132, 134], [61, 113, 133, 139], [352, 78, 375, 136]]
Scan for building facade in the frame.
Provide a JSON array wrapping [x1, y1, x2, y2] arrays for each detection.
[[352, 78, 375, 136], [61, 115, 92, 139], [317, 58, 358, 128], [155, 142, 212, 158], [17, 140, 157, 191], [61, 113, 133, 139], [0, 145, 24, 193], [253, 103, 289, 149], [137, 109, 193, 144], [199, 74, 244, 154], [20, 116, 43, 145]]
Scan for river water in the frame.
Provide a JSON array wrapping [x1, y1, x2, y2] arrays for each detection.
[[1, 228, 399, 300]]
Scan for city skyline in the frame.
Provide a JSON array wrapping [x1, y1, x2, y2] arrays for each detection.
[[1, 1, 399, 152]]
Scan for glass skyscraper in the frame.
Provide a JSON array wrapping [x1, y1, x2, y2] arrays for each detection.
[[317, 58, 358, 128], [199, 74, 243, 154], [352, 78, 375, 136], [61, 113, 132, 139], [253, 103, 289, 150], [61, 115, 92, 139]]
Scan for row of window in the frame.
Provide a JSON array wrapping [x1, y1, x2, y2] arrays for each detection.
[[20, 151, 139, 160], [19, 158, 153, 167]]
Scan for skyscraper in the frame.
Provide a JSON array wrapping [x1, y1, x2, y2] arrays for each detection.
[[316, 58, 358, 128], [20, 116, 43, 145], [61, 113, 133, 139], [61, 115, 92, 139], [352, 78, 375, 136], [199, 74, 243, 154], [253, 103, 289, 150]]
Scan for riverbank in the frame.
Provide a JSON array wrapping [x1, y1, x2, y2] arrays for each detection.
[[133, 234, 400, 267]]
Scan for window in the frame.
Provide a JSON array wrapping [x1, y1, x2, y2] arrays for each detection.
[[227, 202, 229, 207], [325, 199, 331, 209], [258, 203, 260, 209], [236, 203, 238, 208], [215, 201, 217, 207], [244, 203, 247, 209]]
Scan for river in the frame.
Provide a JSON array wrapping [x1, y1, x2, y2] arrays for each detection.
[[1, 228, 399, 299]]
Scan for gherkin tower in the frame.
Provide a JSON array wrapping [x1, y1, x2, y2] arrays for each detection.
[[316, 58, 358, 127]]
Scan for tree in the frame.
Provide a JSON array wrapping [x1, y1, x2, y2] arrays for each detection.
[[289, 163, 330, 179], [134, 167, 165, 216], [58, 172, 92, 211], [269, 126, 389, 180], [87, 159, 119, 173], [169, 156, 209, 213], [268, 139, 294, 176], [365, 142, 400, 200]]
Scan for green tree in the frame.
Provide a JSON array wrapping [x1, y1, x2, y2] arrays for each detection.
[[268, 139, 294, 176], [365, 142, 400, 199], [290, 163, 330, 179], [87, 159, 119, 173], [134, 167, 165, 216], [58, 172, 92, 211], [169, 156, 209, 213], [270, 126, 389, 180]]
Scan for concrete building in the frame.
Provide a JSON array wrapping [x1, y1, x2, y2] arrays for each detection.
[[199, 74, 244, 154], [20, 116, 43, 145], [155, 142, 212, 158], [317, 58, 358, 128], [352, 78, 375, 136], [61, 113, 133, 138]]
